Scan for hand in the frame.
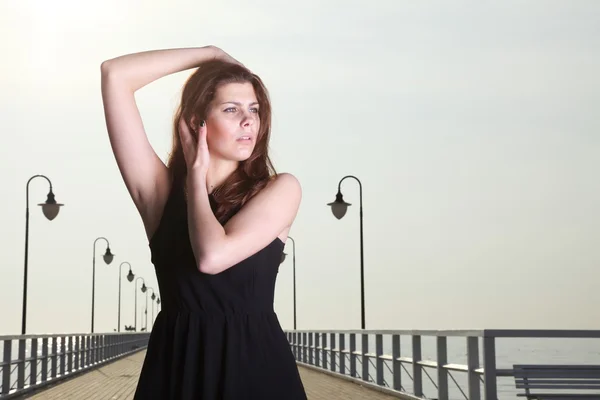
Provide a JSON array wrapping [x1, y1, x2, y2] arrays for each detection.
[[209, 46, 244, 67], [178, 118, 209, 176]]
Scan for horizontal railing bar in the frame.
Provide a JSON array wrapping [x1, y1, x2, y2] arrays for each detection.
[[292, 329, 487, 336], [417, 360, 438, 368], [0, 332, 146, 341], [289, 329, 600, 338], [445, 363, 470, 372]]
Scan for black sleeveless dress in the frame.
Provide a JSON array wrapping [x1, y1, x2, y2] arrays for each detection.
[[133, 181, 307, 399]]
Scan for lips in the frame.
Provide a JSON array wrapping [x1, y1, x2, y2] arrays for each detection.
[[236, 135, 252, 141]]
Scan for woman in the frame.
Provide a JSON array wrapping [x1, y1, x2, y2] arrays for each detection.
[[100, 46, 307, 399]]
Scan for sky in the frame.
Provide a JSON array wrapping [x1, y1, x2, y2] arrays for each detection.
[[0, 0, 599, 335]]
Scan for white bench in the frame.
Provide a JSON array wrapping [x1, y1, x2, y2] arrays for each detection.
[[513, 364, 600, 399]]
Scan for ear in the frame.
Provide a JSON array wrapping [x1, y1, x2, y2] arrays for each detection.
[[188, 115, 203, 140], [188, 115, 197, 131]]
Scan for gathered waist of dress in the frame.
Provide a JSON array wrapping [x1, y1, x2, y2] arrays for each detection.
[[159, 304, 276, 318]]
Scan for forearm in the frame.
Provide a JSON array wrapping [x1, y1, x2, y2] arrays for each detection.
[[100, 46, 218, 92], [186, 170, 228, 274]]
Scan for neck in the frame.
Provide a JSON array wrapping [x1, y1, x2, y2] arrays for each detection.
[[206, 157, 239, 194]]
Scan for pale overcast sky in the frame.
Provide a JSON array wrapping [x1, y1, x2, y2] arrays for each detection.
[[1, 1, 599, 335]]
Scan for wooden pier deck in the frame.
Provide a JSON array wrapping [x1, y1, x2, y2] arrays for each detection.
[[23, 350, 404, 399]]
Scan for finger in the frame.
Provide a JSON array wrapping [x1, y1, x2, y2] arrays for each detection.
[[178, 118, 193, 144]]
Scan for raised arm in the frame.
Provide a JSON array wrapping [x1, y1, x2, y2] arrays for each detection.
[[188, 171, 302, 275], [100, 46, 235, 238]]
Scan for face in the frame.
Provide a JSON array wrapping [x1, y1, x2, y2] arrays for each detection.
[[204, 82, 260, 162]]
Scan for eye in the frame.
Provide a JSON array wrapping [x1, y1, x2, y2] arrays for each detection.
[[250, 107, 259, 113], [224, 107, 237, 112]]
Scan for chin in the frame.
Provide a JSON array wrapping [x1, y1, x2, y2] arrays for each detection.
[[220, 153, 252, 163], [232, 149, 255, 162], [236, 154, 253, 162]]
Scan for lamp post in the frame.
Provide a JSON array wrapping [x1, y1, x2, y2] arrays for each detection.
[[147, 287, 156, 330], [22, 175, 64, 334], [280, 236, 297, 330], [134, 277, 145, 331], [92, 237, 114, 333], [327, 175, 365, 329], [118, 262, 134, 332], [141, 283, 148, 331]]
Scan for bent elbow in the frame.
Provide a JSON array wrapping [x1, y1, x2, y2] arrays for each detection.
[[197, 254, 220, 275], [100, 60, 113, 77], [100, 60, 123, 84]]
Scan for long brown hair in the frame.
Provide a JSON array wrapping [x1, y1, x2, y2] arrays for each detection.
[[167, 60, 276, 223]]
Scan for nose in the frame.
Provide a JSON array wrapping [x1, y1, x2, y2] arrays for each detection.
[[240, 110, 256, 128]]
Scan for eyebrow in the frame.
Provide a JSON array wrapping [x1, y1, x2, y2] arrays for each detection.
[[220, 101, 259, 106]]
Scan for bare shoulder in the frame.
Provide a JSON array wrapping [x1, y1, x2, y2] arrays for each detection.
[[260, 172, 302, 208], [269, 172, 302, 194], [225, 172, 301, 238]]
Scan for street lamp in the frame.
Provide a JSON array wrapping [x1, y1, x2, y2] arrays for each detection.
[[117, 262, 134, 332], [141, 283, 148, 331], [280, 236, 297, 330], [134, 277, 145, 331], [147, 287, 156, 330], [91, 237, 114, 333], [22, 175, 64, 334], [327, 175, 365, 329]]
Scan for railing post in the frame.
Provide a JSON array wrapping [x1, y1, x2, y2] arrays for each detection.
[[74, 336, 80, 370], [309, 332, 314, 365], [437, 336, 449, 400], [41, 337, 48, 383], [412, 335, 423, 397], [30, 338, 38, 387], [467, 336, 481, 400], [322, 333, 328, 370], [75, 336, 79, 369], [92, 333, 101, 364], [78, 336, 83, 369], [339, 334, 346, 375], [302, 332, 307, 363], [60, 336, 66, 376], [86, 336, 91, 367], [330, 333, 336, 372], [51, 337, 58, 379], [350, 333, 356, 377], [376, 334, 384, 386], [392, 334, 402, 391], [2, 340, 11, 395], [315, 333, 321, 367], [362, 333, 369, 382], [483, 335, 497, 400], [94, 334, 98, 363], [94, 335, 99, 363], [17, 338, 26, 390], [67, 336, 73, 374]]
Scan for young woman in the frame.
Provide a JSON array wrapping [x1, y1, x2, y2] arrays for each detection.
[[101, 46, 307, 399]]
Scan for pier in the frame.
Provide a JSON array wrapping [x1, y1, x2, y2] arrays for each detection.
[[2, 329, 600, 399]]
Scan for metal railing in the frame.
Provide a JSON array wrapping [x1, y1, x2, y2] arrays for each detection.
[[0, 332, 150, 399], [285, 329, 600, 400]]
